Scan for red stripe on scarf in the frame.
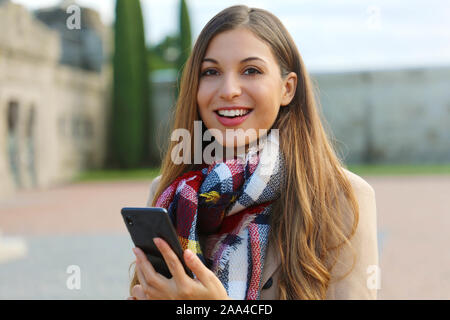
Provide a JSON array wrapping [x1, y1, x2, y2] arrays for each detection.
[[247, 223, 262, 299], [217, 201, 274, 235]]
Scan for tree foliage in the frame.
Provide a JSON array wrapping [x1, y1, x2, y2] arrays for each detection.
[[177, 0, 192, 74], [110, 0, 151, 168]]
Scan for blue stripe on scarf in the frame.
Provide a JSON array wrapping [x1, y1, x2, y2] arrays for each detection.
[[253, 211, 270, 225], [246, 229, 252, 297]]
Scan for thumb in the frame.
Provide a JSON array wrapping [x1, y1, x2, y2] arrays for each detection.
[[184, 249, 215, 285], [131, 284, 147, 300]]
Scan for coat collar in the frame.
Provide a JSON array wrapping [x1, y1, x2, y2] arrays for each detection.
[[261, 240, 281, 289]]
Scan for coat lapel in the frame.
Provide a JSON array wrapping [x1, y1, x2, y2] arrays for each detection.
[[261, 240, 281, 290]]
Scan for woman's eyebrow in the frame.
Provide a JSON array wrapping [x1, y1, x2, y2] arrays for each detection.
[[201, 57, 267, 64], [240, 57, 267, 64], [202, 58, 218, 64]]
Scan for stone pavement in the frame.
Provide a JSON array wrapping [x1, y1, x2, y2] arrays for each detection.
[[0, 180, 152, 299], [365, 175, 450, 300], [0, 176, 449, 299]]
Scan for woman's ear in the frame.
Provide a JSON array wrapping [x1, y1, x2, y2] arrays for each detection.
[[280, 72, 297, 106]]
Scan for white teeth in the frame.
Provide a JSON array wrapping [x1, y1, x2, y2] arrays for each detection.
[[217, 109, 250, 117]]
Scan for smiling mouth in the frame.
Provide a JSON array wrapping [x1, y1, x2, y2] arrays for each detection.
[[214, 109, 253, 118]]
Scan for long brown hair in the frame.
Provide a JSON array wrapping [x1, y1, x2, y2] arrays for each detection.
[[130, 5, 359, 300]]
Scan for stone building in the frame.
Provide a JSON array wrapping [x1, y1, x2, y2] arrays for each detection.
[[312, 66, 450, 164], [0, 0, 112, 199], [150, 65, 450, 166]]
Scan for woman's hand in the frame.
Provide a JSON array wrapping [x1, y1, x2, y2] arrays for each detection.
[[130, 237, 230, 300]]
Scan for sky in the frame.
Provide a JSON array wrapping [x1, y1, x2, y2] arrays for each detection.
[[10, 0, 450, 73]]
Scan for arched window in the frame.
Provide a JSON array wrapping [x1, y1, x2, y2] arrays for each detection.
[[6, 100, 22, 188], [26, 106, 35, 138], [26, 106, 37, 187], [7, 101, 19, 134]]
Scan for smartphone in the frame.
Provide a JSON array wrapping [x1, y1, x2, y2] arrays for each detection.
[[121, 207, 194, 279]]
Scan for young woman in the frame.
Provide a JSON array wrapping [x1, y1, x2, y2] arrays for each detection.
[[128, 5, 378, 300]]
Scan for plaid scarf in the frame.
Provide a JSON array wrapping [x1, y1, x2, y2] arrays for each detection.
[[155, 132, 285, 299]]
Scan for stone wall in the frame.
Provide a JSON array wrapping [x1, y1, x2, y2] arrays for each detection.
[[312, 66, 450, 164], [0, 2, 110, 199], [149, 66, 450, 165]]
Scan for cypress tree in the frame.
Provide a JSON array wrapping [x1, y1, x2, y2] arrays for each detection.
[[132, 0, 152, 166], [176, 0, 192, 77], [110, 0, 150, 168]]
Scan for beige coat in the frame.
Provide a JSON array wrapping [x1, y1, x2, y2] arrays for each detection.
[[145, 168, 378, 300]]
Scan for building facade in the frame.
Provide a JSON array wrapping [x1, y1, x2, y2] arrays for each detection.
[[313, 66, 450, 164], [0, 1, 111, 199], [149, 66, 450, 166]]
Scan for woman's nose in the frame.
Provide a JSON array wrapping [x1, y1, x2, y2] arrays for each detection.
[[219, 73, 242, 100]]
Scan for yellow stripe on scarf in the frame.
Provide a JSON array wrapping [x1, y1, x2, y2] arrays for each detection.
[[178, 236, 202, 254], [199, 190, 220, 204]]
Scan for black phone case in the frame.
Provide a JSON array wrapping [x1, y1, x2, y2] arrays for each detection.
[[121, 207, 194, 279]]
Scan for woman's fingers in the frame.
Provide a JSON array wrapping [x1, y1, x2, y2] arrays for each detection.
[[183, 249, 230, 299], [183, 249, 216, 287], [135, 262, 152, 293], [133, 247, 166, 287], [132, 244, 228, 299], [153, 237, 190, 286], [130, 284, 147, 300]]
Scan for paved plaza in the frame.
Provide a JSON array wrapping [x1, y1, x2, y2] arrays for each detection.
[[0, 175, 449, 299]]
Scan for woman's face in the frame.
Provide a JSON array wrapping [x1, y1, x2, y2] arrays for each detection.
[[197, 28, 297, 150]]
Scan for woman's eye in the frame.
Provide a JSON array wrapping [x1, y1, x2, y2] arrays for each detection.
[[243, 67, 261, 75], [201, 69, 218, 76]]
